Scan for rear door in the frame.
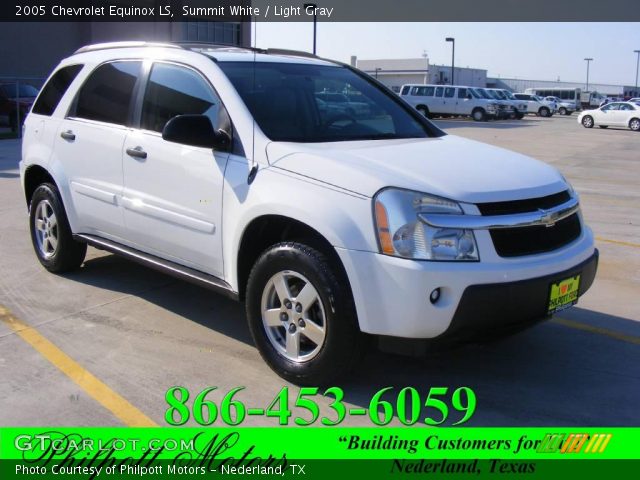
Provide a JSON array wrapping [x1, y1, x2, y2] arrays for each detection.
[[55, 60, 142, 238], [121, 61, 231, 277]]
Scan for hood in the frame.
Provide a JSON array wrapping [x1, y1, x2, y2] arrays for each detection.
[[267, 135, 567, 204]]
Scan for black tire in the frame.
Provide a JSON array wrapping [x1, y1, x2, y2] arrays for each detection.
[[559, 107, 567, 115], [417, 106, 431, 118], [630, 118, 640, 132], [515, 112, 524, 120], [598, 125, 608, 129], [471, 108, 486, 122], [29, 183, 86, 273], [581, 115, 594, 128], [245, 242, 363, 385], [539, 107, 550, 117]]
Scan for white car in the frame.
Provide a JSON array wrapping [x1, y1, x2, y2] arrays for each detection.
[[514, 94, 555, 117], [399, 84, 499, 121], [21, 42, 598, 384], [544, 96, 576, 116], [578, 102, 640, 131]]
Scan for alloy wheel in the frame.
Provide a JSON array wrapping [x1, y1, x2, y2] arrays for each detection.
[[33, 199, 58, 258]]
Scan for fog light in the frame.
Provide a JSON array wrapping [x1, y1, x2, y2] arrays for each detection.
[[429, 288, 441, 304]]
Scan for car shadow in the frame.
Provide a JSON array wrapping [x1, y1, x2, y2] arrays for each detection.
[[63, 252, 639, 427]]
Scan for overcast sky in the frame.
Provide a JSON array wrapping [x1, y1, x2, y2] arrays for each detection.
[[254, 22, 640, 86]]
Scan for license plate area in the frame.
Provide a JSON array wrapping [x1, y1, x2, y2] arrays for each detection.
[[548, 274, 581, 314]]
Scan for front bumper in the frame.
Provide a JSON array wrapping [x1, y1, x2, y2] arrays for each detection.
[[336, 227, 596, 339], [441, 249, 598, 341]]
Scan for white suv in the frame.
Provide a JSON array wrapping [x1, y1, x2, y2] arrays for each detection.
[[21, 42, 598, 384], [514, 94, 555, 117]]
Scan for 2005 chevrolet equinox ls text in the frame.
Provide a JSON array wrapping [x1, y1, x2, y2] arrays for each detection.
[[20, 42, 598, 384]]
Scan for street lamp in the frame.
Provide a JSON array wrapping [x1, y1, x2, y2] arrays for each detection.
[[304, 3, 317, 55], [446, 37, 455, 85], [584, 57, 593, 91], [634, 50, 640, 96]]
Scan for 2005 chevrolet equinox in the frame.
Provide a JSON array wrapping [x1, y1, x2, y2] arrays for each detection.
[[20, 42, 598, 384]]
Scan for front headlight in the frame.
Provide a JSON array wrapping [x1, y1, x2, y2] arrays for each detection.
[[373, 188, 479, 261]]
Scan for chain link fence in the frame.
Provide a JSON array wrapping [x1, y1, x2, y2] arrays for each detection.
[[0, 76, 46, 139]]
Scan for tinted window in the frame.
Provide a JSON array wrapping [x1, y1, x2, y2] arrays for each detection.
[[218, 61, 436, 142], [400, 86, 410, 95], [32, 65, 82, 116], [141, 63, 224, 133], [73, 61, 140, 125], [457, 88, 467, 98], [620, 104, 634, 111], [444, 87, 455, 98], [435, 87, 444, 97]]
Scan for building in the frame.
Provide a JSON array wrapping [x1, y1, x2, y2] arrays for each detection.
[[0, 19, 250, 82], [487, 77, 632, 98], [354, 57, 487, 92]]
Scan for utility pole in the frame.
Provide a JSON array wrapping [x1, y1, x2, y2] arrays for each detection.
[[446, 37, 455, 85], [584, 57, 593, 91]]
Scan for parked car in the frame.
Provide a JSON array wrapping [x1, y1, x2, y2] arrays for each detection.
[[514, 94, 555, 117], [544, 96, 576, 115], [486, 88, 527, 119], [577, 102, 640, 131], [400, 84, 499, 121], [476, 88, 515, 119], [21, 42, 598, 384], [0, 83, 39, 132]]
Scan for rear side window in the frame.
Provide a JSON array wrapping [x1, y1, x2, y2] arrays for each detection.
[[400, 86, 410, 95], [444, 87, 455, 98], [32, 65, 83, 116], [141, 62, 225, 133], [457, 88, 467, 98], [435, 87, 444, 97], [72, 61, 141, 125]]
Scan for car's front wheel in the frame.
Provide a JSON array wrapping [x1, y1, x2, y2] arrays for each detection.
[[539, 107, 550, 117], [246, 242, 363, 385], [29, 183, 87, 272], [472, 108, 486, 121], [559, 107, 567, 115], [581, 115, 594, 128], [630, 118, 640, 132]]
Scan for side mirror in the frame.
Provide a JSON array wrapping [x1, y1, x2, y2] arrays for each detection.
[[162, 114, 231, 150]]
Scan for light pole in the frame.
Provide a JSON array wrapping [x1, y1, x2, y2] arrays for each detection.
[[634, 50, 640, 96], [304, 3, 318, 55], [584, 57, 593, 91], [446, 37, 455, 85]]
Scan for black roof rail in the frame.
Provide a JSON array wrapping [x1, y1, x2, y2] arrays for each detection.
[[74, 41, 182, 55], [264, 48, 319, 59]]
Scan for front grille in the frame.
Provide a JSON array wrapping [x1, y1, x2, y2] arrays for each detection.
[[477, 191, 581, 257]]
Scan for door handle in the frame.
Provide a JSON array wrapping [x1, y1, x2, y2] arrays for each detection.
[[126, 146, 147, 159], [60, 130, 75, 141]]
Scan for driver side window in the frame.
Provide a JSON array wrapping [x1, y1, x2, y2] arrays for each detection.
[[141, 62, 229, 134]]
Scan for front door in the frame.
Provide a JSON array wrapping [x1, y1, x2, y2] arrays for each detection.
[[122, 61, 231, 277]]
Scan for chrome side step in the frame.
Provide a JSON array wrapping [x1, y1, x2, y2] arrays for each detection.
[[74, 234, 238, 301]]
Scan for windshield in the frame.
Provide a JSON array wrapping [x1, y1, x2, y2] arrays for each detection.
[[1, 83, 39, 98], [491, 90, 507, 100], [217, 61, 435, 142], [469, 88, 487, 99]]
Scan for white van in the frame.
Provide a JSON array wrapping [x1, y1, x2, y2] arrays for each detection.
[[400, 84, 499, 121]]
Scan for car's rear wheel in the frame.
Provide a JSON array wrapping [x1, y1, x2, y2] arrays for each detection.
[[582, 115, 594, 128], [29, 183, 86, 272], [559, 107, 567, 115], [417, 106, 431, 118], [630, 118, 640, 131], [245, 242, 363, 385]]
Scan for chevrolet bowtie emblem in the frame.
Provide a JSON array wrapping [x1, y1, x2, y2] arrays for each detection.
[[539, 208, 558, 227]]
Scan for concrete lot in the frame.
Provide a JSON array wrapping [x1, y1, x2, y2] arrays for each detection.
[[0, 115, 639, 427]]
